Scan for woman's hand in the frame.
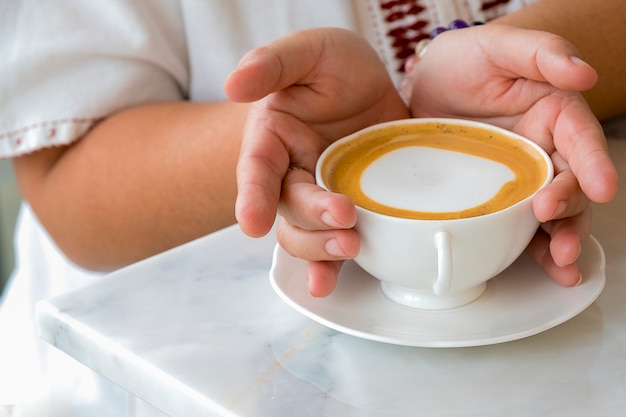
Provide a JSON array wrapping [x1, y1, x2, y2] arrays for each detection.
[[403, 24, 618, 285], [225, 28, 409, 296]]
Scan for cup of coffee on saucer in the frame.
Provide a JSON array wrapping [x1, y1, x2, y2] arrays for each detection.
[[316, 118, 554, 310]]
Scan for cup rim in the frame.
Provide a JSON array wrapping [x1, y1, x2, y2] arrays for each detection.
[[316, 117, 555, 222]]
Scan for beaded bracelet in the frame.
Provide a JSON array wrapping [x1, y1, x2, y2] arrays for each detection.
[[414, 19, 484, 58]]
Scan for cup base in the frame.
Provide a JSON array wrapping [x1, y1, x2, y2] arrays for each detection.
[[380, 281, 487, 310]]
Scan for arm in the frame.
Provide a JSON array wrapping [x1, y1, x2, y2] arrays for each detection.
[[13, 101, 248, 271], [495, 0, 626, 121]]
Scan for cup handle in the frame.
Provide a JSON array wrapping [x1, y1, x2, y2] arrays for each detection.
[[433, 230, 452, 296]]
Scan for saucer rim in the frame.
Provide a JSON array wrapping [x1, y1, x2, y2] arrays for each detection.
[[269, 236, 606, 348]]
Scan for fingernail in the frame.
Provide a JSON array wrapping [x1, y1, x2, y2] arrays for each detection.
[[321, 211, 343, 228], [570, 56, 592, 68], [325, 238, 347, 257], [235, 51, 256, 70], [574, 272, 583, 286]]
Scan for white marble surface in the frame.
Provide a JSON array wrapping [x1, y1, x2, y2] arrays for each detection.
[[37, 119, 626, 417]]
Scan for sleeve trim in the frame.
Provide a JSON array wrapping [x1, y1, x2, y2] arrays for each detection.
[[0, 118, 102, 159]]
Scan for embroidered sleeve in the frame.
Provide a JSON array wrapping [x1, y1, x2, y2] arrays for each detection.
[[369, 0, 535, 77], [0, 0, 189, 159]]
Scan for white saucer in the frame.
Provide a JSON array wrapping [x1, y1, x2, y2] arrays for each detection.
[[269, 236, 605, 348]]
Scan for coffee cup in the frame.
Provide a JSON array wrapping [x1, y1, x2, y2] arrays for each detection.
[[316, 118, 554, 309]]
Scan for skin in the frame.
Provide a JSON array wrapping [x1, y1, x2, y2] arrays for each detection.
[[13, 102, 248, 270], [402, 24, 618, 286], [229, 25, 619, 297], [494, 0, 626, 121], [11, 0, 623, 283]]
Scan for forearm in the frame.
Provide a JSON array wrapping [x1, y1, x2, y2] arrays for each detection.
[[495, 0, 626, 121], [13, 101, 248, 271]]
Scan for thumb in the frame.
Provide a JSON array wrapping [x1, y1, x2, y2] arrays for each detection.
[[480, 24, 598, 91], [223, 46, 289, 103], [535, 37, 597, 91], [224, 28, 351, 103]]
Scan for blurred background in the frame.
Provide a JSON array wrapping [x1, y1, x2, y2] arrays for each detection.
[[0, 159, 20, 297]]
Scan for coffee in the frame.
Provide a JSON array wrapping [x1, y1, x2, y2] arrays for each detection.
[[320, 121, 548, 220]]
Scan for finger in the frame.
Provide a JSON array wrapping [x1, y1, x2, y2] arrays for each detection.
[[226, 28, 408, 128], [551, 94, 619, 203], [224, 31, 323, 103], [225, 28, 374, 103], [235, 106, 290, 237], [525, 228, 581, 287], [515, 93, 618, 204], [278, 168, 357, 231], [307, 260, 344, 297], [534, 36, 597, 91], [235, 102, 333, 237], [409, 25, 594, 119], [532, 156, 590, 223], [544, 206, 592, 268], [470, 24, 598, 91], [276, 216, 359, 261]]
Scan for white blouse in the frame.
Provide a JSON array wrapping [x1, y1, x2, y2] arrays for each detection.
[[0, 0, 531, 415]]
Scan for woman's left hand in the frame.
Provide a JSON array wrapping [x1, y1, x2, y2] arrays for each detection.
[[402, 24, 618, 285]]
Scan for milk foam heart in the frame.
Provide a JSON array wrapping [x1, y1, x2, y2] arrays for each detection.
[[360, 146, 515, 213], [320, 122, 547, 220]]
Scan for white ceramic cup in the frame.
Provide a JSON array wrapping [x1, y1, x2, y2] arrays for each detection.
[[316, 118, 554, 310]]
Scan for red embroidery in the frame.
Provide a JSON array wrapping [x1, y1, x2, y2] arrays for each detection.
[[480, 0, 512, 21], [377, 0, 431, 72], [481, 0, 511, 11], [47, 128, 57, 140], [377, 0, 515, 72]]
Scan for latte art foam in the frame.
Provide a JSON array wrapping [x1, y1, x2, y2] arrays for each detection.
[[321, 123, 547, 220], [360, 147, 516, 213]]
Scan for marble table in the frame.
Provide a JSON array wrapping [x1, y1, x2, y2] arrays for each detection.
[[37, 120, 626, 417]]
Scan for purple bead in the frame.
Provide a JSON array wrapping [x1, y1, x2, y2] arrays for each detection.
[[448, 19, 469, 30], [430, 27, 448, 38]]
